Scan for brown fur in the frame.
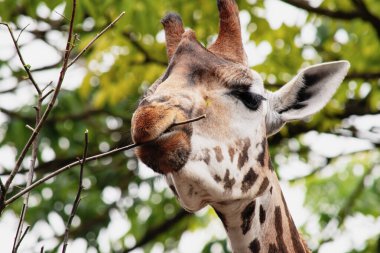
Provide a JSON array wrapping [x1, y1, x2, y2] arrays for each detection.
[[135, 130, 191, 174]]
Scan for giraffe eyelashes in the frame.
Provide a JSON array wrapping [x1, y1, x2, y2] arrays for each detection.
[[228, 89, 266, 111]]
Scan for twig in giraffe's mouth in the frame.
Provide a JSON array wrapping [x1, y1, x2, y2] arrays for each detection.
[[162, 114, 207, 134], [171, 114, 207, 127]]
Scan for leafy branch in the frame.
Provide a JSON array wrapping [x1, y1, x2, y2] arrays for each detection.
[[280, 0, 380, 37], [315, 165, 376, 250]]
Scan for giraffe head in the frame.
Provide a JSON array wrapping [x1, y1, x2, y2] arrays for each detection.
[[131, 0, 349, 212]]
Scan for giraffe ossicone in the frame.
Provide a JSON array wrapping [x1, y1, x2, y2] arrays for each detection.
[[131, 0, 350, 252]]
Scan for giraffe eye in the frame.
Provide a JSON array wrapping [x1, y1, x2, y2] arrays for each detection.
[[229, 89, 266, 111]]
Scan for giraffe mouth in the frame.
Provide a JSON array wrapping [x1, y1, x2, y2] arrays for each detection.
[[135, 123, 193, 174]]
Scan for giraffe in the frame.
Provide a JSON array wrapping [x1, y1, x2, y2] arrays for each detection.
[[130, 0, 350, 252]]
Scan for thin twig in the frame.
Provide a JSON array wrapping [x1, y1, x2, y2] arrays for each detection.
[[40, 89, 55, 102], [13, 225, 30, 253], [172, 114, 206, 127], [0, 178, 5, 210], [12, 204, 26, 252], [67, 12, 125, 68], [3, 115, 206, 207], [62, 130, 88, 253], [25, 125, 35, 132], [41, 81, 53, 92], [2, 0, 78, 197], [40, 246, 44, 253], [16, 24, 30, 43], [0, 23, 41, 95], [0, 178, 5, 195], [280, 0, 360, 20], [54, 11, 69, 22], [13, 78, 42, 252]]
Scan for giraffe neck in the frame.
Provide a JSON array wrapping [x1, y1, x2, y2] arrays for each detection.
[[212, 173, 310, 253]]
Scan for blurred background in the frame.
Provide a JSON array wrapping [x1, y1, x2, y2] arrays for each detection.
[[0, 0, 379, 252]]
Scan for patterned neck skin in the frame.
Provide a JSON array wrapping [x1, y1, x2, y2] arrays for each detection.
[[163, 129, 310, 253], [212, 170, 310, 253]]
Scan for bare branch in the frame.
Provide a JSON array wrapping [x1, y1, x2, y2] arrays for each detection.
[[0, 23, 42, 95], [40, 89, 55, 102], [351, 0, 380, 37], [280, 0, 380, 37], [0, 107, 116, 125], [12, 225, 30, 253], [0, 179, 5, 195], [2, 0, 78, 196], [41, 81, 53, 92], [67, 12, 125, 68], [13, 79, 42, 252], [16, 24, 30, 43], [62, 130, 89, 253], [54, 11, 70, 22], [12, 204, 26, 252], [25, 125, 35, 132], [3, 115, 206, 208], [347, 71, 380, 80], [31, 62, 61, 72], [280, 0, 360, 20]]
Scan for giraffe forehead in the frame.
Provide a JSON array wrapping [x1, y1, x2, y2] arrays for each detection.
[[160, 37, 261, 90]]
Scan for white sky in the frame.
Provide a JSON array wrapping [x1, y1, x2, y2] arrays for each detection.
[[1, 0, 379, 252]]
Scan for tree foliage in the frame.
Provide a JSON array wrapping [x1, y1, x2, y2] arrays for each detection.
[[0, 0, 379, 252]]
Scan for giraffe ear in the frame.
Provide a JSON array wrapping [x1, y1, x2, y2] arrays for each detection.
[[266, 61, 350, 136]]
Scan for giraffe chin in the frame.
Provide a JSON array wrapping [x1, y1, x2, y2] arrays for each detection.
[[135, 130, 191, 174]]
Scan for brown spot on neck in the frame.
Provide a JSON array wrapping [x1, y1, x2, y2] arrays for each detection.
[[259, 205, 266, 224], [214, 174, 222, 183], [214, 146, 224, 162], [268, 244, 278, 253], [275, 206, 289, 253], [228, 146, 235, 162], [249, 238, 261, 252], [223, 170, 235, 190], [257, 138, 267, 167], [281, 192, 310, 252], [237, 138, 251, 169], [256, 177, 269, 197], [202, 149, 211, 165], [241, 168, 259, 193], [241, 200, 256, 235]]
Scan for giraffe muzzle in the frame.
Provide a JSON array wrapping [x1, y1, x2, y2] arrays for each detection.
[[131, 105, 193, 174]]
